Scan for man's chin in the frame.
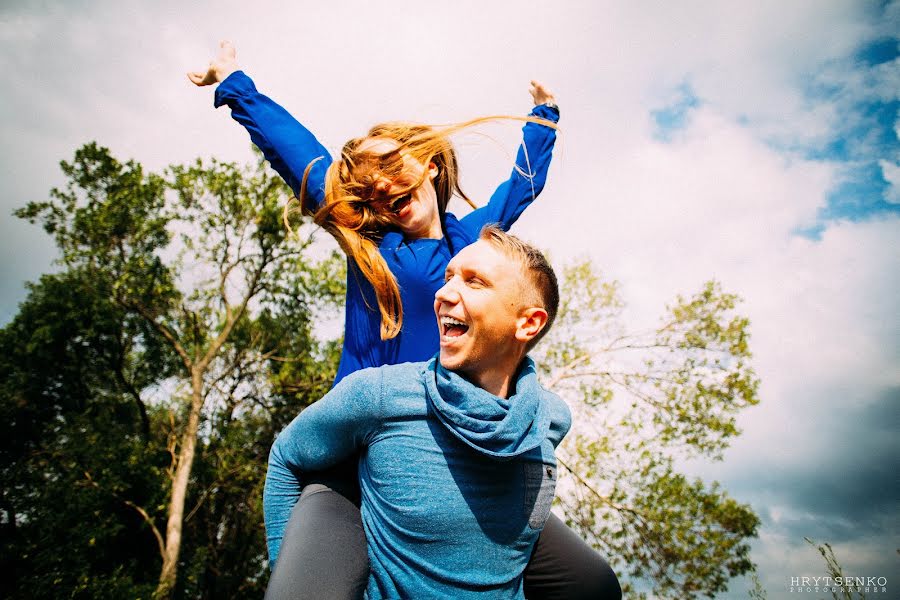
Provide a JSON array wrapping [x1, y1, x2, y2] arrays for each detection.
[[438, 350, 463, 371]]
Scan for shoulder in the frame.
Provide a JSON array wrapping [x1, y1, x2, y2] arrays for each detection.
[[328, 366, 385, 408], [381, 361, 430, 392], [337, 365, 383, 387], [541, 387, 572, 445], [340, 362, 428, 396], [368, 361, 431, 416], [443, 212, 483, 250]]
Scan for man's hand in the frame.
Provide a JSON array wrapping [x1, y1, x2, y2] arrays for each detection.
[[187, 40, 239, 87], [529, 80, 556, 106]]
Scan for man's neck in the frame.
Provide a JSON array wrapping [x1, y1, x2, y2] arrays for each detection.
[[464, 359, 525, 399]]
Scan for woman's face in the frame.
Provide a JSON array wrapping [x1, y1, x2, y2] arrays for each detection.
[[355, 137, 442, 240]]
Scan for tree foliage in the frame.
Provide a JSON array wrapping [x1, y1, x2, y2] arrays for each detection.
[[0, 269, 166, 599], [536, 260, 761, 599], [4, 143, 344, 598]]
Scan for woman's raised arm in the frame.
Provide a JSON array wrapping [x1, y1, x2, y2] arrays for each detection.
[[189, 41, 332, 210], [460, 80, 560, 234]]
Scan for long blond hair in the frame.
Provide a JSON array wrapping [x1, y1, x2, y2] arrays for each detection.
[[285, 115, 557, 340]]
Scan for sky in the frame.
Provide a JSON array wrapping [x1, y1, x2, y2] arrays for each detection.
[[1, 0, 897, 597]]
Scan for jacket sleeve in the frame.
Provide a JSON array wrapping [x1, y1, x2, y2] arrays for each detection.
[[214, 70, 332, 210], [262, 369, 382, 566], [459, 104, 559, 234]]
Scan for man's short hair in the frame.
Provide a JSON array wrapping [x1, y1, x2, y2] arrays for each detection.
[[478, 225, 559, 351]]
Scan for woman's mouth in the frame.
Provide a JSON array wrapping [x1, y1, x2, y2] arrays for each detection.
[[390, 194, 413, 217]]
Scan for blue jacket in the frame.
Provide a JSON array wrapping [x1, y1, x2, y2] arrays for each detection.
[[215, 72, 560, 385], [265, 358, 571, 598]]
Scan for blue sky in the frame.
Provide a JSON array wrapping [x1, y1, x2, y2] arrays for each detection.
[[1, 1, 897, 598]]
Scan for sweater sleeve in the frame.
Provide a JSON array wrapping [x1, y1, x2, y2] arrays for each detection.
[[263, 368, 383, 566], [459, 104, 559, 234], [214, 70, 332, 210]]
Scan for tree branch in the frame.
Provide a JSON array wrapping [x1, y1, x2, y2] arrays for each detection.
[[199, 247, 270, 371], [119, 297, 193, 372], [112, 337, 151, 439], [82, 471, 165, 561]]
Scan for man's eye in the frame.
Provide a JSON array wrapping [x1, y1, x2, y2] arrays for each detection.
[[467, 277, 484, 287]]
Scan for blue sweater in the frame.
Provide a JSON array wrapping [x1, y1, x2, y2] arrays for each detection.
[[214, 72, 560, 384], [265, 358, 571, 599]]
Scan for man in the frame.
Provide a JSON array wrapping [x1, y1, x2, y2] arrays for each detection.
[[264, 226, 574, 598]]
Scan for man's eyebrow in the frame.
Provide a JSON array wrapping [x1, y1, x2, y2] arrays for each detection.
[[464, 266, 491, 283]]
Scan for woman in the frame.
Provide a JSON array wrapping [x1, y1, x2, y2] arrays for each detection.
[[190, 42, 620, 600]]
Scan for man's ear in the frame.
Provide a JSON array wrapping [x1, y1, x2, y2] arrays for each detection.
[[515, 307, 549, 344]]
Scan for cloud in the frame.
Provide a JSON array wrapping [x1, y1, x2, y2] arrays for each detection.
[[880, 159, 900, 203]]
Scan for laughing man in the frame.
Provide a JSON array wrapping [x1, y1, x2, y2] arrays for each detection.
[[264, 225, 583, 598]]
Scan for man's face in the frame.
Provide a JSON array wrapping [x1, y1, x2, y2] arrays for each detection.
[[433, 241, 528, 382]]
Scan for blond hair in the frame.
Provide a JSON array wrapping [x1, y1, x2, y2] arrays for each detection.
[[478, 224, 559, 351]]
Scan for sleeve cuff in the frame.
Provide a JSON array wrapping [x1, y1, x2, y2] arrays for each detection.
[[530, 102, 560, 122], [213, 70, 255, 108]]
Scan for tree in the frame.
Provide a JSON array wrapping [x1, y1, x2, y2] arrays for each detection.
[[536, 261, 761, 599], [0, 268, 170, 599], [13, 143, 343, 598]]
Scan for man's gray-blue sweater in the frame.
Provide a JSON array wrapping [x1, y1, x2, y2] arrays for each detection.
[[264, 357, 571, 599]]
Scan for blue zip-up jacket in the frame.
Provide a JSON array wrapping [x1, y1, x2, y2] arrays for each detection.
[[214, 72, 560, 385], [265, 357, 571, 599]]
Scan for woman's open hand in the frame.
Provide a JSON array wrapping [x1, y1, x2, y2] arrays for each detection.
[[188, 40, 240, 86]]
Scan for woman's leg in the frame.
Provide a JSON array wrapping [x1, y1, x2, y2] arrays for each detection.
[[523, 513, 622, 600], [265, 463, 368, 600]]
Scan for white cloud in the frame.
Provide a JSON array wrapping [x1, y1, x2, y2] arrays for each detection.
[[879, 159, 900, 203]]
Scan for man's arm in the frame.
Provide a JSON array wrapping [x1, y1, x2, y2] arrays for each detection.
[[263, 368, 383, 565]]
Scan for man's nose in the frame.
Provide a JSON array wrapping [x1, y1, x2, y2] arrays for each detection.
[[435, 279, 460, 303]]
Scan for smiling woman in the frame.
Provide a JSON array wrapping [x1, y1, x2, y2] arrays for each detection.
[[190, 41, 560, 386]]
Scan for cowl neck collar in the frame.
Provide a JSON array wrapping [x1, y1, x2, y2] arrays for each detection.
[[423, 355, 549, 459]]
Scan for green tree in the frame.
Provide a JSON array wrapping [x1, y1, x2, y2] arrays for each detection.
[[13, 143, 343, 598], [536, 260, 761, 599], [0, 268, 169, 598]]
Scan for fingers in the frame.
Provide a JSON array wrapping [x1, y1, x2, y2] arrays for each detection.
[[219, 39, 237, 60], [529, 79, 556, 105], [187, 71, 207, 86]]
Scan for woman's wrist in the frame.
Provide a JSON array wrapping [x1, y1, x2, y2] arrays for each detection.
[[217, 65, 240, 83]]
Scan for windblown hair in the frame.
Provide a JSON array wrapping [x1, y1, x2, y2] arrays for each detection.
[[284, 115, 558, 341], [478, 224, 559, 351]]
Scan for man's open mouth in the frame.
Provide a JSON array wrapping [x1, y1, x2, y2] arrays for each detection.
[[440, 316, 469, 338]]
